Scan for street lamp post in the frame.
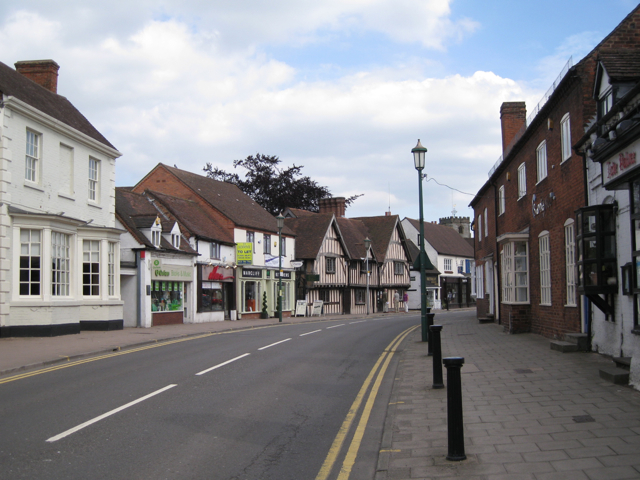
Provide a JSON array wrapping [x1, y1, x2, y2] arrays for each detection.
[[364, 237, 371, 315], [276, 213, 285, 323], [412, 139, 428, 342]]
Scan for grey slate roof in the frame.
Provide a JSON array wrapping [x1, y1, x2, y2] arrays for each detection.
[[405, 218, 474, 258], [0, 60, 116, 150]]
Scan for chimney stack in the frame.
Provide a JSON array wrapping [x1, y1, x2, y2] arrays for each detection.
[[500, 102, 526, 154], [15, 60, 60, 94], [319, 197, 346, 217]]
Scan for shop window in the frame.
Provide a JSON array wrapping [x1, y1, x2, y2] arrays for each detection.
[[201, 282, 224, 312], [243, 281, 260, 312], [576, 205, 617, 294], [319, 289, 330, 303], [355, 289, 365, 304], [151, 281, 183, 311]]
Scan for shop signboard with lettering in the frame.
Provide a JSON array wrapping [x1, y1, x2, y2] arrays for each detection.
[[274, 271, 291, 279], [242, 268, 263, 278], [151, 259, 193, 281], [603, 143, 639, 187], [237, 242, 253, 265]]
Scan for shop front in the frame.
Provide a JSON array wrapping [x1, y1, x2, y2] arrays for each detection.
[[150, 260, 193, 326], [197, 264, 235, 322], [239, 267, 294, 319], [440, 275, 473, 309]]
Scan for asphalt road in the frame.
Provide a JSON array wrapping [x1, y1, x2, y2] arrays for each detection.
[[0, 315, 419, 480]]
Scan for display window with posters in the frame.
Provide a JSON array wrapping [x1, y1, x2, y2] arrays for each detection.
[[151, 281, 183, 312], [199, 265, 234, 313]]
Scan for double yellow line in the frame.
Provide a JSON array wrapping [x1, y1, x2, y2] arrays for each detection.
[[316, 324, 418, 480]]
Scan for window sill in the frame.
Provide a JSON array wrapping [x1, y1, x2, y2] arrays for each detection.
[[87, 202, 102, 210], [58, 193, 75, 201], [23, 181, 44, 192], [564, 303, 578, 308], [501, 301, 530, 306]]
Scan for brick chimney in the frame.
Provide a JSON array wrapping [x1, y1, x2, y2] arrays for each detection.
[[15, 60, 60, 94], [500, 102, 526, 154], [319, 197, 346, 217]]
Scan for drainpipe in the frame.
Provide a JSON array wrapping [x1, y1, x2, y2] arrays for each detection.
[[136, 250, 143, 328], [579, 149, 592, 352]]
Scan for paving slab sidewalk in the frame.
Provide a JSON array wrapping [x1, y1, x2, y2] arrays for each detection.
[[377, 311, 640, 480]]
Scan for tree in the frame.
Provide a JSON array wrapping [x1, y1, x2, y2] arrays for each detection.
[[203, 154, 361, 215]]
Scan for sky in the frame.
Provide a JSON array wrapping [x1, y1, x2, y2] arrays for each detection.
[[1, 0, 638, 223]]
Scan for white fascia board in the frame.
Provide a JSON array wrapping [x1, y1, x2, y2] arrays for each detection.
[[4, 96, 121, 159]]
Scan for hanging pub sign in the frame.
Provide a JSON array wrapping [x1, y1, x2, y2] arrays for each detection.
[[236, 242, 253, 265]]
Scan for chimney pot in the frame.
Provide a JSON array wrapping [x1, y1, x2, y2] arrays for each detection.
[[500, 101, 526, 155], [15, 60, 60, 94], [319, 197, 346, 217]]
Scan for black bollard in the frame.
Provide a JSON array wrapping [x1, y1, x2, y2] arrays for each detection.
[[426, 312, 435, 356], [443, 357, 466, 461], [421, 307, 432, 343], [430, 325, 444, 389]]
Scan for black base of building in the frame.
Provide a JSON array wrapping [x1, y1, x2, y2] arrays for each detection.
[[80, 320, 124, 331], [0, 323, 80, 338]]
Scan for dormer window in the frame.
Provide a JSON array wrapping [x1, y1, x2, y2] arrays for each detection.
[[171, 234, 180, 249], [152, 230, 161, 247]]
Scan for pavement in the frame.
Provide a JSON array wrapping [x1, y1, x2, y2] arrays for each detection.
[[2, 309, 640, 479]]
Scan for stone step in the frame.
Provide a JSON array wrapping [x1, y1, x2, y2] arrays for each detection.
[[478, 317, 494, 324], [599, 366, 630, 385], [613, 357, 631, 370], [550, 340, 578, 353], [564, 333, 589, 351]]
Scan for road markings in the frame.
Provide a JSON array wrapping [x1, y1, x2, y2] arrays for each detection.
[[300, 330, 322, 337], [46, 384, 177, 443], [326, 324, 345, 329], [349, 320, 366, 324], [195, 353, 251, 376], [315, 324, 418, 480], [258, 338, 292, 350]]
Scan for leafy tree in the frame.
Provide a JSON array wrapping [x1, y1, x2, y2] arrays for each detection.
[[204, 154, 361, 215]]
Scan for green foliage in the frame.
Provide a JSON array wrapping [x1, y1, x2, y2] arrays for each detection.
[[204, 153, 362, 215]]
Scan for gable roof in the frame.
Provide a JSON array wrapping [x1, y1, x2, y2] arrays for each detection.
[[352, 215, 407, 263], [335, 217, 372, 261], [0, 61, 116, 150], [405, 218, 474, 258], [285, 213, 348, 260], [145, 190, 234, 245], [115, 188, 196, 254], [141, 164, 294, 235]]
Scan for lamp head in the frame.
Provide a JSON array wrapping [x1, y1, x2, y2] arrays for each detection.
[[412, 139, 427, 170], [276, 212, 285, 230]]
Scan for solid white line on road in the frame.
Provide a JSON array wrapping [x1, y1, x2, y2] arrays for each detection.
[[258, 338, 292, 350], [349, 320, 367, 324], [300, 330, 322, 336], [326, 324, 345, 329], [46, 384, 177, 443], [196, 353, 251, 376]]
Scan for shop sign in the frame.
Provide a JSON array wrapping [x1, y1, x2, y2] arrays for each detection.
[[242, 268, 263, 278], [237, 242, 253, 265], [202, 264, 234, 282], [274, 270, 291, 279], [151, 259, 193, 281], [603, 150, 638, 185], [265, 254, 286, 267]]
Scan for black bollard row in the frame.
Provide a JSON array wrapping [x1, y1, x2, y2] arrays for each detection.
[[443, 356, 466, 461], [426, 312, 435, 356], [429, 325, 444, 389]]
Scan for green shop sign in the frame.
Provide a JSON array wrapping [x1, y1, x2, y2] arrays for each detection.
[[151, 259, 193, 281]]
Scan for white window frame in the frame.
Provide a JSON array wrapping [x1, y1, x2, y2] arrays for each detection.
[[83, 239, 100, 297], [560, 113, 571, 162], [19, 229, 42, 296], [151, 228, 161, 248], [210, 242, 220, 259], [444, 258, 452, 271], [501, 239, 529, 304], [536, 140, 547, 183], [25, 129, 40, 184], [539, 232, 551, 306], [264, 234, 271, 255], [108, 242, 116, 297], [171, 233, 180, 249], [326, 256, 336, 274], [484, 208, 488, 238], [478, 214, 482, 242], [89, 158, 100, 202], [52, 231, 70, 297], [518, 163, 526, 199], [476, 264, 484, 298], [498, 185, 505, 216], [564, 219, 577, 306]]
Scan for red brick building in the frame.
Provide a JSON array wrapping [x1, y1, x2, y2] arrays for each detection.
[[470, 6, 640, 338]]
